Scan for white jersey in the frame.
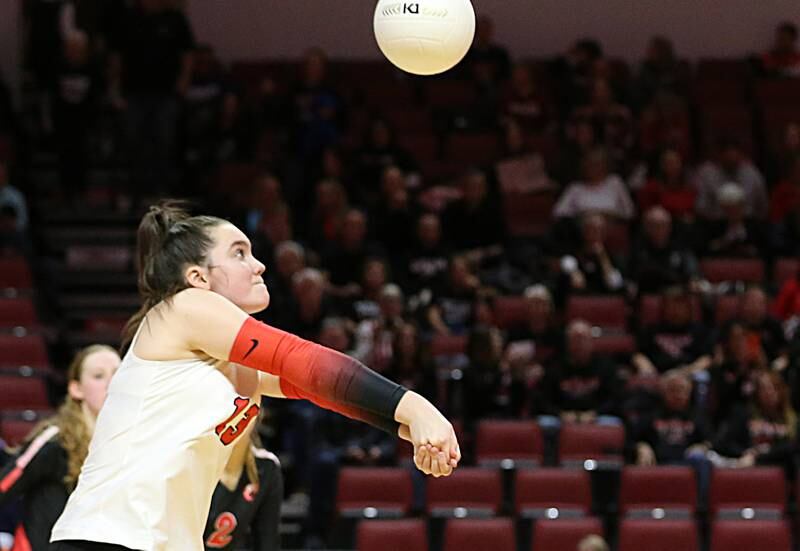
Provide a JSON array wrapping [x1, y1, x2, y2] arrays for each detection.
[[51, 332, 261, 551]]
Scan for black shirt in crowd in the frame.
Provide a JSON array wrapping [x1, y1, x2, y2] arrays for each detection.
[[637, 321, 711, 373], [634, 404, 711, 463], [536, 356, 620, 416]]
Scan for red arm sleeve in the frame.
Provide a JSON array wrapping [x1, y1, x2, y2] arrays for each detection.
[[230, 318, 407, 422]]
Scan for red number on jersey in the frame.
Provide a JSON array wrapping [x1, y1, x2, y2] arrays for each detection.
[[206, 512, 237, 548], [216, 397, 260, 446]]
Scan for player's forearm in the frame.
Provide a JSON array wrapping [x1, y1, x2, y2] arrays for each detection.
[[229, 318, 407, 421]]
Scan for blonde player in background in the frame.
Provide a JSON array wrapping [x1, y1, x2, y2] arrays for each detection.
[[51, 201, 459, 551]]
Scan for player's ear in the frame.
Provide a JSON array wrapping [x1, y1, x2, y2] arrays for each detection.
[[185, 264, 210, 290]]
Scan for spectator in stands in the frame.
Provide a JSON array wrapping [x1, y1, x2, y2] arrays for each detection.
[[713, 371, 796, 472], [462, 14, 511, 84], [769, 156, 800, 223], [633, 285, 711, 375], [259, 240, 306, 329], [442, 169, 506, 254], [352, 283, 406, 373], [385, 322, 436, 399], [630, 207, 701, 294], [695, 137, 768, 220], [53, 30, 98, 201], [322, 208, 384, 295], [634, 36, 685, 109], [703, 183, 767, 257], [182, 44, 239, 166], [243, 173, 284, 237], [290, 47, 343, 159], [557, 213, 626, 302], [0, 345, 120, 551], [569, 79, 634, 167], [347, 257, 391, 322], [737, 286, 787, 367], [773, 263, 800, 326], [458, 325, 515, 424], [577, 535, 610, 551], [761, 21, 800, 78], [109, 0, 196, 200], [0, 160, 28, 235], [283, 268, 334, 340], [708, 321, 767, 425], [534, 319, 622, 425], [427, 256, 481, 336], [633, 371, 712, 493], [557, 120, 598, 185], [502, 63, 553, 133], [402, 213, 450, 300], [308, 178, 349, 251], [505, 284, 562, 366], [355, 118, 418, 201], [637, 148, 697, 224], [494, 119, 556, 194], [553, 38, 605, 115], [553, 148, 635, 220], [373, 166, 416, 256]]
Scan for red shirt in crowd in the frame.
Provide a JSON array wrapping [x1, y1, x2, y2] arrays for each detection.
[[637, 178, 697, 218], [769, 180, 800, 222]]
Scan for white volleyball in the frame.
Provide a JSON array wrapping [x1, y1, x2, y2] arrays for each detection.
[[373, 0, 476, 76]]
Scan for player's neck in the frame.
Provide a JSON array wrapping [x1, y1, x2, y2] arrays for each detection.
[[81, 403, 97, 436]]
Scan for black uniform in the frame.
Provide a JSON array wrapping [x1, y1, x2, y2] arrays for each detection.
[[204, 450, 283, 551], [0, 427, 70, 551]]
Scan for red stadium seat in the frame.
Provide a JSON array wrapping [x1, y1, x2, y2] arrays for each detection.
[[502, 190, 556, 239], [0, 334, 50, 369], [492, 296, 530, 330], [701, 258, 764, 284], [356, 519, 428, 551], [619, 467, 697, 517], [0, 372, 50, 410], [530, 518, 604, 551], [638, 294, 703, 326], [558, 423, 625, 467], [475, 420, 543, 468], [445, 133, 502, 166], [565, 296, 628, 331], [427, 467, 503, 517], [773, 258, 799, 289], [698, 106, 755, 156], [398, 133, 440, 164], [0, 257, 33, 290], [336, 468, 413, 518], [618, 519, 700, 551], [696, 59, 751, 80], [709, 467, 786, 518], [710, 520, 791, 551], [66, 245, 132, 271], [515, 468, 591, 518], [0, 297, 38, 328], [443, 518, 515, 551]]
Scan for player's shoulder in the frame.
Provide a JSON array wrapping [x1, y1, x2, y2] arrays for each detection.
[[169, 288, 241, 321]]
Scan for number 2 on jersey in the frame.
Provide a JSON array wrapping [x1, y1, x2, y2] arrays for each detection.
[[216, 397, 259, 445], [206, 512, 237, 547]]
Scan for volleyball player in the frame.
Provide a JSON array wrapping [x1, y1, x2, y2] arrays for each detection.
[[0, 345, 120, 551], [51, 201, 459, 550], [204, 419, 282, 551]]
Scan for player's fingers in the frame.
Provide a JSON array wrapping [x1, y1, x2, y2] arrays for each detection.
[[430, 454, 441, 477]]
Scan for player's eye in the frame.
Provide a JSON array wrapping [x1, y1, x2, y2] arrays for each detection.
[[235, 248, 246, 258]]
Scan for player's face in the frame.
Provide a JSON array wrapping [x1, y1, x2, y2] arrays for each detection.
[[70, 349, 120, 418], [205, 223, 269, 314]]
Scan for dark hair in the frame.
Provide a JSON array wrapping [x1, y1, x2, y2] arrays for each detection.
[[122, 200, 226, 350]]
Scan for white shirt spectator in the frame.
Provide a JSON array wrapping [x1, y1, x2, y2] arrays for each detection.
[[553, 174, 635, 219], [0, 183, 29, 231], [695, 160, 767, 220]]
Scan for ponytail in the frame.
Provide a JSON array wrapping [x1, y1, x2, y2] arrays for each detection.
[[122, 200, 225, 352]]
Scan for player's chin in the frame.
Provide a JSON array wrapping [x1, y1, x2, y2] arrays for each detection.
[[244, 287, 270, 314]]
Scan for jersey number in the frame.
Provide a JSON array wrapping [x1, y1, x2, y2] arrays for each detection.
[[206, 512, 237, 548], [216, 397, 260, 446]]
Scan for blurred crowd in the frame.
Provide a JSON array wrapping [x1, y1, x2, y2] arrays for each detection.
[[2, 1, 800, 548]]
